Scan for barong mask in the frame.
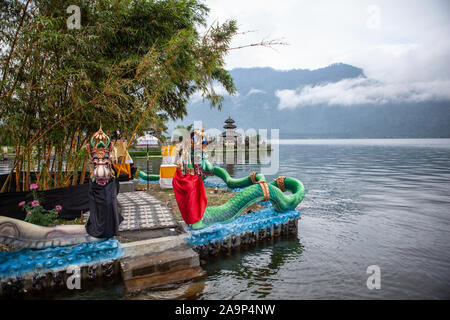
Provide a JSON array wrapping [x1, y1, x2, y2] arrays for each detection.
[[85, 127, 114, 186]]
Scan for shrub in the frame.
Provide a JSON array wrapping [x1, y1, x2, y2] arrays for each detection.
[[18, 185, 62, 227]]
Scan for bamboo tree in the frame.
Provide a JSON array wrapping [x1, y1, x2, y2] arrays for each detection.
[[0, 0, 281, 192]]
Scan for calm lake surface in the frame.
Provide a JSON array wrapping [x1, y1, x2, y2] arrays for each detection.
[[8, 139, 450, 299], [197, 139, 450, 299]]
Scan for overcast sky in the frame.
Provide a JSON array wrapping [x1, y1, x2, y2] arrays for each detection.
[[203, 0, 450, 107]]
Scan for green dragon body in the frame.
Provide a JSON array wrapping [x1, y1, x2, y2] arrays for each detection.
[[140, 158, 305, 230], [139, 171, 160, 181]]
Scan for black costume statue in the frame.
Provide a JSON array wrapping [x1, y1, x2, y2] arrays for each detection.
[[85, 127, 123, 238]]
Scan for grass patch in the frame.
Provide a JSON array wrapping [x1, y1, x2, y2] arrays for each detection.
[[129, 149, 161, 157]]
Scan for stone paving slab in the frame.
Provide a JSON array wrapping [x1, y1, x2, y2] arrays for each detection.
[[117, 192, 178, 232], [120, 234, 187, 258], [117, 192, 163, 206]]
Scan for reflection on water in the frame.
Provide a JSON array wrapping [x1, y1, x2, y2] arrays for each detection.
[[199, 238, 304, 299], [130, 280, 206, 300]]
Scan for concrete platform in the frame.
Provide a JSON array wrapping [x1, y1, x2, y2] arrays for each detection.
[[0, 190, 204, 297], [0, 234, 205, 297]]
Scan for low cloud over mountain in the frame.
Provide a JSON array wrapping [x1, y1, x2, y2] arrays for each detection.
[[276, 78, 450, 108], [170, 63, 450, 138]]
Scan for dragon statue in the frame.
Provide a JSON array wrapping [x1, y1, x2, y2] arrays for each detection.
[[140, 129, 305, 230], [0, 216, 98, 249]]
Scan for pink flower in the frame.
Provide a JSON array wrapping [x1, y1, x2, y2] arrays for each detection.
[[27, 211, 31, 215], [29, 183, 38, 190], [55, 205, 62, 211], [18, 201, 25, 207], [31, 200, 40, 207]]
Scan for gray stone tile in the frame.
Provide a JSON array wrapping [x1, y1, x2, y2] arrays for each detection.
[[117, 192, 177, 231]]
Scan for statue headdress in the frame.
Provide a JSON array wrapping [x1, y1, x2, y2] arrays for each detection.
[[90, 126, 111, 149], [86, 126, 114, 186]]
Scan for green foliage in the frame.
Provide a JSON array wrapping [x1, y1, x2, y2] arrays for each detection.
[[0, 0, 238, 191], [20, 186, 61, 226], [175, 123, 194, 132], [24, 206, 59, 227]]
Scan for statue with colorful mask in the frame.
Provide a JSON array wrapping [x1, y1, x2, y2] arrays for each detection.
[[84, 127, 123, 238]]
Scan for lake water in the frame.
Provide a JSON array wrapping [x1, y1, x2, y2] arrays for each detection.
[[5, 139, 450, 299], [196, 139, 450, 299]]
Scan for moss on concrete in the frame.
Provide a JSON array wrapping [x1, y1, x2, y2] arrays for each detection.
[[0, 244, 17, 252], [53, 217, 85, 225]]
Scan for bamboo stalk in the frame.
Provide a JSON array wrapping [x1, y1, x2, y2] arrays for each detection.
[[79, 156, 88, 186], [26, 148, 31, 190], [36, 142, 50, 187], [50, 146, 56, 190], [0, 0, 32, 97], [16, 154, 22, 192], [62, 128, 77, 186]]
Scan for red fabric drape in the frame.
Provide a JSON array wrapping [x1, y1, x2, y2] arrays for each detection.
[[172, 169, 207, 224]]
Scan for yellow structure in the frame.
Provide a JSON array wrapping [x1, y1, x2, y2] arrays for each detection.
[[113, 163, 131, 179], [111, 140, 133, 164], [160, 145, 178, 189]]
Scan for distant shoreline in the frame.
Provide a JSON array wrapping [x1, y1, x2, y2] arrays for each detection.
[[267, 138, 450, 148]]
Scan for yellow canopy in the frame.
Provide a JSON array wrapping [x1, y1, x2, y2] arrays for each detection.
[[111, 140, 133, 163]]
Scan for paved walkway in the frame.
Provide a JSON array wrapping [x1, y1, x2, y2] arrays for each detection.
[[117, 192, 178, 232]]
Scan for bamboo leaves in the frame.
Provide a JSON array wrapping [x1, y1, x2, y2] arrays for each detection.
[[1, 0, 238, 192]]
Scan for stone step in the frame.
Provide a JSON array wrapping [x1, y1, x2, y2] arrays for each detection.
[[124, 266, 206, 294], [120, 234, 187, 258], [120, 244, 200, 281]]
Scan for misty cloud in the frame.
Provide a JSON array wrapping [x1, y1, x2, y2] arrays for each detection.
[[247, 88, 266, 95], [190, 83, 238, 104], [276, 77, 450, 108]]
